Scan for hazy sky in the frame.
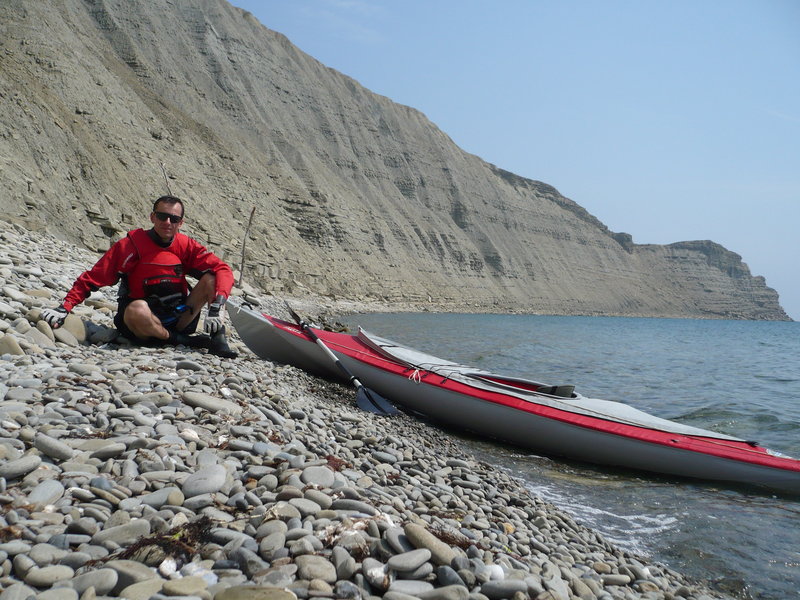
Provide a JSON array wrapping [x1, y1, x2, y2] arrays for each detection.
[[230, 0, 800, 320]]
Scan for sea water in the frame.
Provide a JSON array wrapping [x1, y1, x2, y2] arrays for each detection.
[[338, 313, 800, 599]]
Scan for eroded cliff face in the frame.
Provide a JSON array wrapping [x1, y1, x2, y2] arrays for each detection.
[[0, 0, 788, 319]]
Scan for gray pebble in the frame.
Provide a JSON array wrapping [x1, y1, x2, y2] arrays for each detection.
[[404, 523, 456, 566], [389, 579, 436, 595], [33, 433, 75, 461], [65, 518, 98, 536], [288, 497, 321, 518], [602, 573, 632, 586], [91, 520, 150, 547], [0, 455, 41, 480], [66, 567, 119, 595], [480, 580, 528, 600], [23, 564, 74, 587], [182, 464, 228, 497], [419, 585, 471, 600], [181, 391, 242, 415], [36, 588, 79, 600], [330, 498, 378, 516], [0, 583, 38, 600], [300, 465, 335, 488], [295, 554, 337, 582], [388, 548, 432, 573], [27, 480, 65, 508]]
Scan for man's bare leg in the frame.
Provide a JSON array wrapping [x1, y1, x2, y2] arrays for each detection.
[[123, 299, 171, 341], [184, 272, 237, 358], [176, 272, 216, 331]]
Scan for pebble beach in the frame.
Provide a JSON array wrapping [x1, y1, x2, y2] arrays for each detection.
[[0, 221, 732, 600]]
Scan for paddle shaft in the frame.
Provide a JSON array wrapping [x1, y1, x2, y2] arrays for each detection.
[[303, 324, 365, 390]]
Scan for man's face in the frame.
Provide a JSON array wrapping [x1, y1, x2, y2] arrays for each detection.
[[150, 202, 184, 241]]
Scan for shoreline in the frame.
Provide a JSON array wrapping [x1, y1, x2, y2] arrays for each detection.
[[0, 221, 734, 599], [240, 290, 793, 325]]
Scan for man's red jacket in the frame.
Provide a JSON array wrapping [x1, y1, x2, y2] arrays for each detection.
[[62, 228, 234, 311]]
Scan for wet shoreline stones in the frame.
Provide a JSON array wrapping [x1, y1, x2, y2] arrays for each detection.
[[0, 221, 731, 599]]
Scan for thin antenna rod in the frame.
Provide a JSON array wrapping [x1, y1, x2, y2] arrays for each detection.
[[238, 206, 256, 287], [160, 162, 172, 195]]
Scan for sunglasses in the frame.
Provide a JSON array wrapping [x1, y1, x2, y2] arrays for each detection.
[[153, 211, 183, 224]]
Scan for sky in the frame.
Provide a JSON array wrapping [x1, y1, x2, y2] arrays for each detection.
[[230, 0, 800, 320]]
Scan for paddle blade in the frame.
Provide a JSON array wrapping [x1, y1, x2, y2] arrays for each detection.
[[356, 385, 399, 416]]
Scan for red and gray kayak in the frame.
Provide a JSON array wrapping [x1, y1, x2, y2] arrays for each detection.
[[228, 300, 800, 495]]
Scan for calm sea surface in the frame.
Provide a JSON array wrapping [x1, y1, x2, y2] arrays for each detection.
[[338, 313, 800, 600]]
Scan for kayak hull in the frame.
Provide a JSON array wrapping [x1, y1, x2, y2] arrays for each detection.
[[228, 301, 800, 495]]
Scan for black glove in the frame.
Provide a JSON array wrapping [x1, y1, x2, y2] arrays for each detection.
[[41, 305, 69, 329], [204, 295, 226, 335]]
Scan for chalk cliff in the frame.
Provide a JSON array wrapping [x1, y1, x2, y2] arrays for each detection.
[[0, 0, 788, 319]]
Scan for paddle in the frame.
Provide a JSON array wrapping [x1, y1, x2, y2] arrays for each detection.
[[284, 302, 399, 416]]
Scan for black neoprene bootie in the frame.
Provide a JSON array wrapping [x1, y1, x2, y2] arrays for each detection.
[[168, 330, 212, 349], [209, 326, 238, 358]]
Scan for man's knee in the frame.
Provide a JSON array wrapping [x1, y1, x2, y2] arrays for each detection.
[[193, 272, 217, 302], [123, 300, 154, 328], [198, 272, 216, 288]]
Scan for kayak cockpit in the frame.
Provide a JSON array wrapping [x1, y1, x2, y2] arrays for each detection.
[[468, 374, 576, 398]]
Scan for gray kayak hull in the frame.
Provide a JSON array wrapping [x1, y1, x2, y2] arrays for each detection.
[[228, 300, 800, 495]]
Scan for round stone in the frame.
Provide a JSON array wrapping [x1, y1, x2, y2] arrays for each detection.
[[182, 464, 228, 497], [0, 455, 41, 480], [259, 531, 287, 560], [388, 579, 435, 596], [403, 523, 456, 566], [24, 565, 75, 587], [34, 433, 75, 461], [27, 479, 66, 508], [387, 548, 432, 573], [215, 587, 298, 600], [68, 567, 119, 595], [181, 391, 242, 415], [300, 465, 335, 488], [162, 575, 209, 596], [330, 498, 378, 516], [288, 497, 321, 518], [295, 554, 337, 583], [480, 580, 528, 600], [91, 520, 151, 547]]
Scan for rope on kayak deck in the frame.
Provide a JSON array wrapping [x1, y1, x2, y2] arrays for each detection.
[[403, 363, 461, 384], [407, 368, 422, 383]]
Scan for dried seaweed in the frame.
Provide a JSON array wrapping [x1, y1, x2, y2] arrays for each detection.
[[88, 515, 215, 566], [427, 509, 466, 520], [67, 430, 111, 439], [428, 526, 480, 550], [325, 454, 351, 471], [0, 525, 24, 541], [0, 501, 34, 516]]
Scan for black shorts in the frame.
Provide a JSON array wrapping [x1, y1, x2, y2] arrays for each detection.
[[114, 296, 201, 340]]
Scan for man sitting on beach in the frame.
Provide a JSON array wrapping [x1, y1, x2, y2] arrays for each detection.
[[40, 195, 237, 358]]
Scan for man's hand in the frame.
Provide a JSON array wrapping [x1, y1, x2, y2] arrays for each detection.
[[204, 295, 226, 335], [41, 306, 69, 329]]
